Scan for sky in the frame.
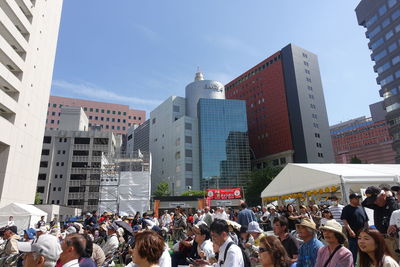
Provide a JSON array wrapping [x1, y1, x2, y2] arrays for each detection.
[[51, 1, 379, 126]]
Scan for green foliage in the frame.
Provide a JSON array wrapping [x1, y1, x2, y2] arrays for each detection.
[[181, 190, 206, 197], [245, 167, 283, 206], [154, 181, 170, 197], [350, 155, 362, 164], [34, 193, 42, 205]]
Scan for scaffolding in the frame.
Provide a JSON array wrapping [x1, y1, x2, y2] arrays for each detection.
[[99, 151, 151, 215]]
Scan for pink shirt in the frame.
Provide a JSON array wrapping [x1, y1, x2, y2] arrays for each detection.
[[315, 245, 354, 267]]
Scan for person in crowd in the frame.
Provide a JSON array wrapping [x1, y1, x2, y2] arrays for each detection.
[[202, 206, 213, 227], [193, 210, 202, 224], [362, 185, 399, 259], [127, 230, 166, 267], [171, 207, 187, 242], [59, 233, 87, 267], [2, 226, 20, 256], [328, 195, 344, 225], [237, 202, 257, 227], [36, 216, 46, 228], [247, 221, 265, 254], [358, 227, 400, 267], [273, 216, 299, 262], [18, 233, 62, 267], [79, 234, 97, 267], [341, 192, 369, 263], [195, 219, 244, 267], [266, 205, 279, 229], [285, 204, 300, 231], [84, 213, 97, 227], [310, 205, 322, 227], [194, 223, 214, 261], [7, 216, 14, 227], [295, 218, 323, 267], [298, 205, 312, 221], [258, 235, 290, 267], [23, 228, 36, 242], [315, 220, 353, 266], [161, 210, 172, 228], [101, 222, 119, 257], [320, 209, 334, 227], [214, 207, 229, 220], [171, 224, 195, 267], [49, 217, 58, 228], [132, 212, 142, 226], [239, 225, 255, 259]]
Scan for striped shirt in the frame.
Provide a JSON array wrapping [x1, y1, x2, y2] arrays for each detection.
[[329, 204, 344, 225]]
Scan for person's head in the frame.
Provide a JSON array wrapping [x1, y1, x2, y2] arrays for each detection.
[[130, 230, 165, 265], [239, 225, 249, 241], [329, 196, 339, 206], [269, 206, 276, 214], [286, 204, 295, 213], [240, 202, 248, 209], [4, 226, 17, 239], [8, 216, 13, 221], [295, 218, 317, 242], [258, 235, 289, 267], [86, 213, 91, 218], [311, 205, 319, 212], [349, 193, 362, 206], [204, 206, 210, 213], [273, 216, 289, 236], [59, 234, 87, 264], [358, 227, 392, 266], [365, 186, 387, 207], [210, 219, 229, 246], [194, 224, 211, 244], [322, 209, 333, 219], [81, 234, 93, 258], [107, 223, 119, 236], [18, 234, 62, 267], [24, 228, 36, 241], [299, 205, 307, 213], [320, 220, 346, 246], [41, 216, 45, 220], [247, 221, 264, 239]]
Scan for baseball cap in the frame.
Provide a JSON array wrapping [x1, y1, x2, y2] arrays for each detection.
[[349, 193, 362, 199], [65, 226, 77, 235], [364, 186, 382, 206], [18, 234, 62, 262]]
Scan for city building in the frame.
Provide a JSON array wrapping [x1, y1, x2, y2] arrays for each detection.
[[149, 72, 251, 194], [127, 119, 149, 155], [37, 106, 117, 212], [356, 0, 400, 162], [0, 0, 63, 206], [225, 44, 334, 168], [47, 96, 146, 136], [330, 101, 396, 164]]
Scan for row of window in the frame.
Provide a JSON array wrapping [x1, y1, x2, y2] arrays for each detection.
[[368, 9, 400, 39], [88, 124, 126, 131], [366, 0, 398, 28]]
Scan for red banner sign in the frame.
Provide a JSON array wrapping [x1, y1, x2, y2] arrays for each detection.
[[206, 188, 242, 200]]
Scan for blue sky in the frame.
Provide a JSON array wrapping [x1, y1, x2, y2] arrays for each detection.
[[51, 1, 379, 125]]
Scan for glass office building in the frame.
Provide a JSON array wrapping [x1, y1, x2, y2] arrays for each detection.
[[198, 99, 251, 190], [356, 0, 400, 162]]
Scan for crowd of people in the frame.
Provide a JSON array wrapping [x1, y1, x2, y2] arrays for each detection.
[[2, 184, 400, 266]]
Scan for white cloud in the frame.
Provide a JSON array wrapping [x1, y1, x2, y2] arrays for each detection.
[[52, 80, 162, 107]]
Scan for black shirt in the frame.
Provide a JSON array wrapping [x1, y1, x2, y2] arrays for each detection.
[[280, 233, 299, 259], [362, 196, 399, 234], [340, 205, 368, 234]]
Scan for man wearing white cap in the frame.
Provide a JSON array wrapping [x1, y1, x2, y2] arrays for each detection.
[[18, 234, 62, 267]]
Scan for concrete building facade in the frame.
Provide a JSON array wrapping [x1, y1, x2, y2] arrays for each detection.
[[226, 44, 334, 168], [0, 0, 63, 206], [37, 107, 116, 212], [356, 0, 400, 162], [47, 96, 146, 136], [127, 119, 149, 155]]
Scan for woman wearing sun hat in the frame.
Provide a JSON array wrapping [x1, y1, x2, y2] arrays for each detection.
[[315, 220, 354, 267]]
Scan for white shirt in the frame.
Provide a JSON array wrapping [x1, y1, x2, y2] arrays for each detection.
[[161, 214, 172, 226], [216, 237, 244, 267], [198, 239, 215, 260], [62, 259, 79, 267], [390, 209, 400, 227], [7, 220, 14, 227], [102, 233, 119, 256], [214, 211, 229, 221], [329, 204, 344, 225]]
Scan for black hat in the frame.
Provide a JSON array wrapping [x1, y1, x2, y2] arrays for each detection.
[[6, 226, 17, 234], [349, 193, 362, 199], [391, 185, 400, 192], [364, 186, 381, 206]]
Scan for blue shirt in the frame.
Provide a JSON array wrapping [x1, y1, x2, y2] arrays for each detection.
[[296, 237, 323, 267], [237, 208, 257, 227]]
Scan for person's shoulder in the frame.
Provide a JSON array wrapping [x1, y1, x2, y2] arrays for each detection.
[[313, 238, 324, 248], [382, 255, 400, 266]]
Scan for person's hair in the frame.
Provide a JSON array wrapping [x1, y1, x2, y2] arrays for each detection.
[[210, 219, 229, 235], [64, 233, 87, 257], [198, 224, 211, 240], [286, 204, 296, 212], [322, 229, 346, 245], [259, 235, 289, 267], [82, 234, 93, 258], [134, 230, 165, 264], [358, 227, 392, 267], [241, 202, 247, 209], [273, 216, 289, 232], [322, 209, 333, 219]]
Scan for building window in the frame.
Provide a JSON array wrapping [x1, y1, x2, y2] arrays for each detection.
[[313, 123, 319, 128], [280, 157, 286, 164], [185, 123, 192, 130], [185, 136, 192, 144], [138, 117, 141, 120], [306, 77, 312, 83], [55, 174, 58, 178], [101, 109, 104, 113], [185, 163, 193, 171], [302, 53, 308, 58], [89, 108, 93, 112], [304, 61, 309, 66], [152, 118, 156, 124], [185, 149, 192, 157], [173, 105, 180, 112], [43, 136, 51, 143], [175, 151, 181, 159], [305, 69, 310, 74], [38, 174, 46, 180], [379, 4, 387, 16], [41, 149, 50, 155], [272, 159, 279, 166], [37, 186, 45, 193], [53, 187, 56, 191], [40, 161, 48, 168]]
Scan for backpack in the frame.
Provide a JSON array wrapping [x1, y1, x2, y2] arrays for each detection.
[[222, 241, 251, 267]]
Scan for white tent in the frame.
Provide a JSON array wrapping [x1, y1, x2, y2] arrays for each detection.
[[261, 164, 400, 203], [0, 203, 47, 232]]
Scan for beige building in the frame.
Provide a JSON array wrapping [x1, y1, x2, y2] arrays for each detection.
[[0, 0, 63, 206]]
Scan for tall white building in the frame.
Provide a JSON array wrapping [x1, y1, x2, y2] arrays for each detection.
[[0, 0, 63, 206]]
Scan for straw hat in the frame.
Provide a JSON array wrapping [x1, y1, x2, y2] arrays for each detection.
[[295, 218, 317, 231], [319, 220, 346, 240]]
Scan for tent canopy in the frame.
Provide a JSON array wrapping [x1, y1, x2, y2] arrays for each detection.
[[261, 164, 400, 198], [0, 203, 47, 231]]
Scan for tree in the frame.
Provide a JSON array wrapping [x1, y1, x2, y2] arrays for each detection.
[[350, 155, 362, 164], [245, 167, 283, 207], [34, 193, 42, 205], [181, 190, 205, 197], [154, 181, 170, 197]]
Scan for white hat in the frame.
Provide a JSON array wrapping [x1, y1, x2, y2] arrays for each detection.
[[247, 221, 263, 233], [65, 226, 77, 235], [35, 225, 48, 233], [18, 234, 62, 262]]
